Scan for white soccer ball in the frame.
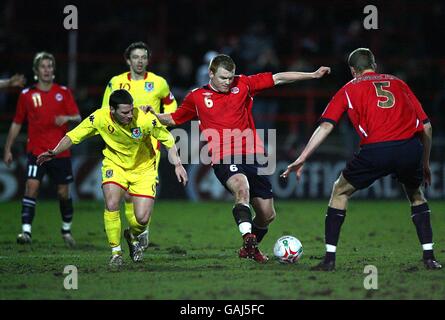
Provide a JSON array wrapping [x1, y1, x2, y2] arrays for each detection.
[[273, 235, 303, 263]]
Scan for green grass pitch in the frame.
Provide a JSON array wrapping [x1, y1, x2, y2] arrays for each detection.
[[0, 200, 444, 300]]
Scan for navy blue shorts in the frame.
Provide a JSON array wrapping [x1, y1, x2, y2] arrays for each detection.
[[27, 153, 74, 184], [342, 137, 423, 190], [212, 159, 273, 199]]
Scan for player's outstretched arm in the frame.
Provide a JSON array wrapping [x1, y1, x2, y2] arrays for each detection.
[[167, 144, 188, 186], [281, 121, 334, 180], [146, 106, 176, 126], [55, 114, 82, 126], [273, 66, 331, 85], [37, 135, 73, 165]]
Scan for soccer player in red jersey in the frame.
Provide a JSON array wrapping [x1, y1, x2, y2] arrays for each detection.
[[281, 48, 441, 271], [151, 54, 330, 263], [3, 52, 81, 247]]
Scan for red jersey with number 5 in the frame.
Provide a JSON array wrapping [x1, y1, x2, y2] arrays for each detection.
[[13, 84, 80, 158], [171, 73, 275, 163], [320, 72, 429, 145]]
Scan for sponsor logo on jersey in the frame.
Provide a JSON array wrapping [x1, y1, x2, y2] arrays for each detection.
[[89, 115, 95, 124], [231, 87, 240, 94], [105, 169, 113, 178], [202, 92, 213, 96], [152, 119, 157, 127], [55, 93, 63, 101], [108, 125, 115, 133], [131, 127, 142, 139], [145, 82, 154, 92]]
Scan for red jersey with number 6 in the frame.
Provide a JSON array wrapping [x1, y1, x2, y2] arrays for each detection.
[[13, 84, 80, 158], [171, 73, 275, 163], [320, 72, 429, 145]]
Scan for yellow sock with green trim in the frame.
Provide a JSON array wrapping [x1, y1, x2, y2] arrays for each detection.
[[104, 209, 121, 252]]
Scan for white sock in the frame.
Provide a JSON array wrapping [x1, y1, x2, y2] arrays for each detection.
[[238, 222, 252, 236], [112, 245, 122, 254], [326, 244, 337, 252], [62, 222, 72, 232], [22, 224, 31, 234], [422, 243, 434, 250]]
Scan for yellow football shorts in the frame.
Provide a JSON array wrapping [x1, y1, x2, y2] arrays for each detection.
[[101, 159, 157, 198]]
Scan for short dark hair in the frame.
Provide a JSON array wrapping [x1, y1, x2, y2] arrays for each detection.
[[124, 41, 151, 60], [109, 89, 133, 109], [348, 48, 376, 72], [33, 51, 56, 72], [209, 54, 236, 74]]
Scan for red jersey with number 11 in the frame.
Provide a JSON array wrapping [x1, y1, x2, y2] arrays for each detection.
[[13, 84, 80, 158], [321, 72, 429, 145], [171, 73, 275, 163]]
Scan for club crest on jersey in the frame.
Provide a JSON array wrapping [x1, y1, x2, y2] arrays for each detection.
[[145, 82, 154, 92], [55, 93, 63, 101], [231, 87, 240, 94], [131, 127, 142, 139], [105, 169, 113, 178]]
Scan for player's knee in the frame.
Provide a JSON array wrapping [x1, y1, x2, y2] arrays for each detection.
[[57, 189, 69, 200], [332, 180, 351, 199], [25, 181, 40, 198], [136, 213, 149, 225], [105, 199, 120, 212], [263, 211, 276, 226], [408, 188, 426, 206]]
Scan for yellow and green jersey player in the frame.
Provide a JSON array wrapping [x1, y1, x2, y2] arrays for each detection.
[[37, 90, 187, 266], [102, 41, 178, 250]]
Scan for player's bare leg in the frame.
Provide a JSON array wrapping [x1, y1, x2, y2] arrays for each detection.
[[57, 184, 75, 247], [17, 179, 40, 244], [124, 196, 154, 262], [102, 183, 125, 266], [402, 184, 442, 270], [251, 197, 276, 242], [123, 192, 150, 251], [226, 174, 266, 263], [312, 174, 356, 271]]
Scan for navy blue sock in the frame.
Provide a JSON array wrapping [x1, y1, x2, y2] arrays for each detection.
[[21, 197, 36, 226], [60, 198, 73, 234], [60, 198, 73, 223], [252, 223, 268, 243], [411, 203, 434, 260], [232, 204, 252, 226], [324, 207, 346, 262]]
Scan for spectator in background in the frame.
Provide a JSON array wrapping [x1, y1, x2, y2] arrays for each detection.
[[195, 50, 218, 87]]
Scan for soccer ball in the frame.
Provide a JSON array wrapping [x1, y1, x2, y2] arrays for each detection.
[[273, 235, 303, 263]]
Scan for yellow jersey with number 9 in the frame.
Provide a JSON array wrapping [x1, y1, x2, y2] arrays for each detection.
[[66, 107, 174, 171]]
